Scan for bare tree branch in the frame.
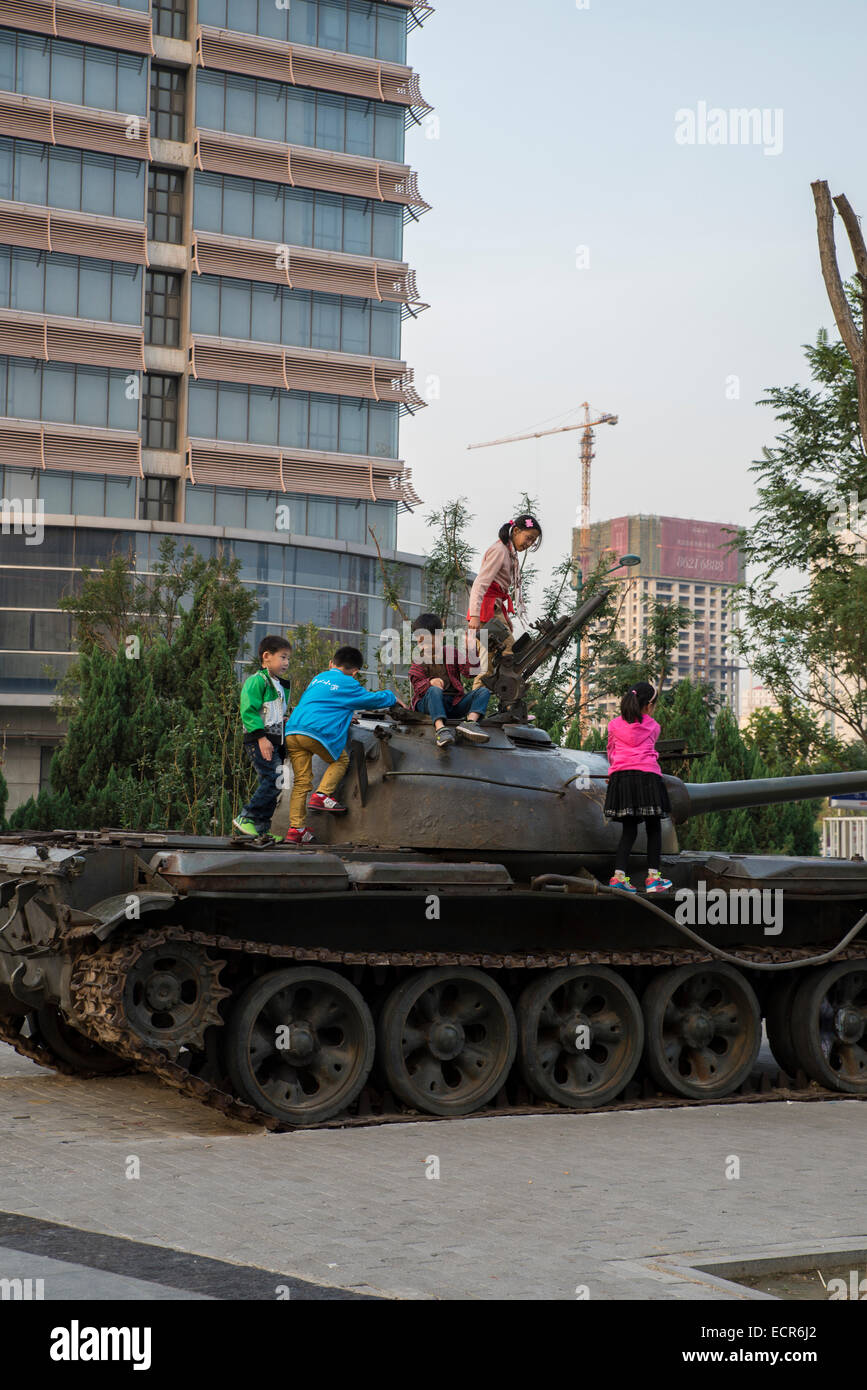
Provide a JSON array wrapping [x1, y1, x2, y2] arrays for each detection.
[[811, 179, 867, 454]]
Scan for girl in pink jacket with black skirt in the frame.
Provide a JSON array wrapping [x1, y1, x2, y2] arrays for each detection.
[[604, 681, 673, 895]]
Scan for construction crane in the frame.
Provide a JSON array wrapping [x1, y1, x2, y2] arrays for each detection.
[[468, 401, 618, 573]]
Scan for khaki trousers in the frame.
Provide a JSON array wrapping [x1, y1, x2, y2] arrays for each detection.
[[285, 734, 350, 828], [472, 605, 515, 691]]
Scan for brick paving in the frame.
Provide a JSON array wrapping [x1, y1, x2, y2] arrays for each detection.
[[1, 1044, 865, 1300]]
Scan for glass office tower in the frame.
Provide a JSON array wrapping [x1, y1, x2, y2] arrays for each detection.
[[0, 0, 433, 809]]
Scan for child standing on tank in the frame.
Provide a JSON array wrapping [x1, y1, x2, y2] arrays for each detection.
[[234, 634, 293, 840], [467, 515, 542, 685], [604, 681, 673, 894]]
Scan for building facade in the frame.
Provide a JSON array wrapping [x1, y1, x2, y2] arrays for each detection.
[[0, 0, 433, 810], [576, 514, 744, 718], [739, 681, 781, 730]]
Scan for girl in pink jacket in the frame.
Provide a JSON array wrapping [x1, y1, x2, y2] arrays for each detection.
[[468, 515, 542, 630], [604, 681, 673, 894]]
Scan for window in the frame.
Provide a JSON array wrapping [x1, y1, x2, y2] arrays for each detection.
[[39, 745, 57, 791], [194, 71, 405, 163], [193, 173, 403, 260], [139, 476, 177, 521], [188, 380, 399, 458], [196, 0, 407, 63], [1, 247, 140, 324], [0, 356, 137, 430], [0, 32, 148, 112], [190, 275, 401, 358], [145, 271, 182, 346], [180, 485, 397, 554], [142, 374, 179, 449], [57, 473, 135, 519], [148, 167, 184, 243], [151, 66, 186, 142], [153, 0, 187, 40]]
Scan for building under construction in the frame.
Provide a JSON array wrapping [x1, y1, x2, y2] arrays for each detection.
[[575, 514, 745, 718]]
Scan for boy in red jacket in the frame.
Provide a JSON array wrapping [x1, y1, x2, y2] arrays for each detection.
[[409, 613, 491, 749]]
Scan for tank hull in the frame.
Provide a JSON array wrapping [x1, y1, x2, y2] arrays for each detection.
[[1, 823, 866, 1127]]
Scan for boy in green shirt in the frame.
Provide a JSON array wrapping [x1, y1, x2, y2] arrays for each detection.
[[234, 634, 292, 839]]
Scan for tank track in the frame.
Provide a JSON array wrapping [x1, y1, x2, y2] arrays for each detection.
[[43, 924, 866, 1131], [0, 1013, 93, 1079]]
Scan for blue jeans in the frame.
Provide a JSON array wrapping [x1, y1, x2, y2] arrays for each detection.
[[418, 686, 490, 722], [242, 741, 283, 830]]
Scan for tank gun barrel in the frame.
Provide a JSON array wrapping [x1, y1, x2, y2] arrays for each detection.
[[482, 586, 612, 719], [511, 587, 612, 684], [669, 769, 867, 823]]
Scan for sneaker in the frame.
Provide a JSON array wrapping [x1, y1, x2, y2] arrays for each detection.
[[609, 873, 637, 894], [232, 817, 260, 838], [456, 721, 490, 745], [308, 792, 347, 814], [284, 827, 316, 845], [645, 871, 672, 894], [435, 727, 456, 748]]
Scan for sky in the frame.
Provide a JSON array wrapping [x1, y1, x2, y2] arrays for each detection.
[[395, 0, 864, 596]]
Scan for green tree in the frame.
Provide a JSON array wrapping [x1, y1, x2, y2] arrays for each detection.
[[732, 286, 867, 746], [25, 540, 259, 834], [591, 599, 695, 714], [423, 498, 475, 622], [285, 621, 337, 698], [742, 699, 863, 772]]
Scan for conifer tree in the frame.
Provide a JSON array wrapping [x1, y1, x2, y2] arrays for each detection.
[[43, 541, 257, 833]]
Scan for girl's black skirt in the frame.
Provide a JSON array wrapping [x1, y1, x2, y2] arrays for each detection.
[[604, 770, 671, 821]]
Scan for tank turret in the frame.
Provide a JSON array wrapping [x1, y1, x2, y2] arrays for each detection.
[[306, 603, 867, 872]]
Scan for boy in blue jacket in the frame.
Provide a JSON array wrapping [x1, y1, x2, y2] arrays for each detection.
[[283, 645, 403, 844]]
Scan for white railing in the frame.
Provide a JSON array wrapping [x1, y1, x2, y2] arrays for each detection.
[[822, 816, 867, 859]]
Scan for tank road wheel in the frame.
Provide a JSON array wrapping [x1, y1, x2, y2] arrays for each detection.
[[123, 941, 229, 1059], [517, 967, 644, 1108], [226, 968, 375, 1126], [35, 1005, 129, 1075], [790, 962, 867, 1094], [378, 967, 517, 1117], [764, 972, 804, 1080], [642, 964, 761, 1100]]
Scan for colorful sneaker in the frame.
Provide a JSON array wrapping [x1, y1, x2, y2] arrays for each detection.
[[609, 873, 637, 894], [284, 827, 316, 845], [232, 817, 260, 838], [435, 727, 456, 748], [308, 792, 347, 815], [456, 721, 490, 744], [645, 871, 672, 894]]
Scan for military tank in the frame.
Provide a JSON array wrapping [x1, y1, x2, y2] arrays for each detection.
[[1, 589, 866, 1129]]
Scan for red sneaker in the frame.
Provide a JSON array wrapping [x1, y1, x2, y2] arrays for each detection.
[[307, 793, 347, 814], [284, 827, 316, 845]]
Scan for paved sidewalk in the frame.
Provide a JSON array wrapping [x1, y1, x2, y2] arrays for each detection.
[[1, 1044, 865, 1300]]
